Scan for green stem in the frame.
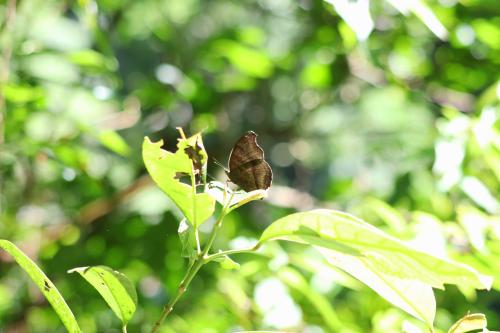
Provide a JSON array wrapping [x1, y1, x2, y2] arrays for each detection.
[[200, 193, 234, 259], [201, 215, 225, 256], [195, 228, 201, 254], [122, 325, 127, 333], [150, 259, 197, 333], [151, 196, 234, 333], [204, 244, 261, 263]]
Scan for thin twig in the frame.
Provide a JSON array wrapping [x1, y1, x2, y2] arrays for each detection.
[[203, 244, 260, 263], [150, 259, 197, 333], [151, 194, 234, 333]]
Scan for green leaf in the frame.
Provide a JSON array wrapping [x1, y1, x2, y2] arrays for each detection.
[[213, 253, 240, 270], [178, 218, 197, 259], [98, 130, 131, 157], [3, 84, 44, 103], [0, 240, 81, 333], [300, 61, 331, 89], [472, 19, 500, 50], [142, 134, 215, 227], [68, 266, 137, 326], [22, 53, 79, 83], [67, 49, 118, 71], [363, 197, 407, 232], [448, 313, 487, 333], [316, 245, 437, 325], [259, 209, 493, 326], [212, 40, 274, 78]]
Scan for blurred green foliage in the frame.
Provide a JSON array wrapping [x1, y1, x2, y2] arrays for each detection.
[[0, 0, 499, 332]]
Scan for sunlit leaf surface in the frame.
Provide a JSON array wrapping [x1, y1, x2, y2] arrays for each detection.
[[69, 265, 137, 326], [142, 135, 215, 226], [259, 210, 493, 325], [214, 254, 241, 270], [448, 313, 487, 333], [98, 130, 131, 157]]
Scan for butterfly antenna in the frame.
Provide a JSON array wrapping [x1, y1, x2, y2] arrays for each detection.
[[212, 157, 228, 172], [205, 172, 218, 182]]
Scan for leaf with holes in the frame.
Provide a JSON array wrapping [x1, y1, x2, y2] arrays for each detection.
[[143, 134, 215, 227]]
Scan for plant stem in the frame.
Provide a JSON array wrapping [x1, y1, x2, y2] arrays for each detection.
[[195, 228, 201, 254], [151, 197, 233, 333], [200, 193, 234, 260], [122, 326, 127, 333], [150, 259, 197, 333], [203, 244, 261, 263]]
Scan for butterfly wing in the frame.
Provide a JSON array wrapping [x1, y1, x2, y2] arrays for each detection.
[[228, 132, 264, 171], [227, 131, 273, 191], [228, 159, 272, 192]]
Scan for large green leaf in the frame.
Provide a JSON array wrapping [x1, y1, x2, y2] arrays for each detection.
[[316, 246, 436, 324], [0, 240, 81, 333], [68, 266, 137, 326], [142, 134, 215, 227], [259, 210, 493, 326]]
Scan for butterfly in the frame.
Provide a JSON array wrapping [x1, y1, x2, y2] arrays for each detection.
[[226, 131, 273, 192]]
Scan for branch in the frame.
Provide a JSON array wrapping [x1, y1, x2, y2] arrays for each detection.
[[151, 194, 234, 332]]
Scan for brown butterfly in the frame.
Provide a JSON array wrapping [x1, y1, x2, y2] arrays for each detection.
[[226, 131, 273, 192]]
